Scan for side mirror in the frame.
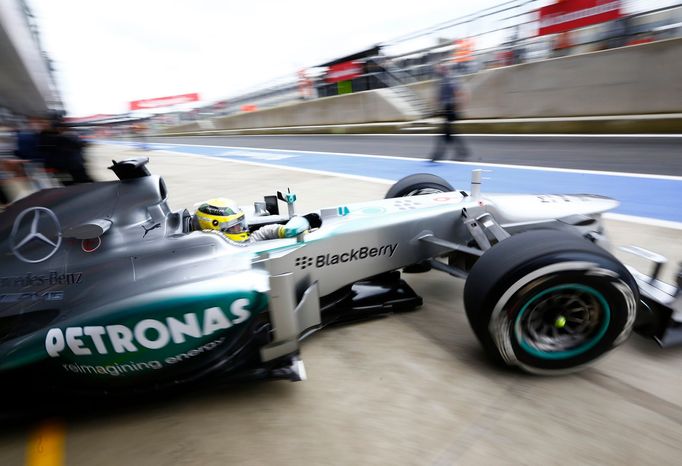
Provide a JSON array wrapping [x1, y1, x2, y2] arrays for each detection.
[[277, 189, 296, 217]]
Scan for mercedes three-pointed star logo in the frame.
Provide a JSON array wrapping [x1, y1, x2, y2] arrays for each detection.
[[10, 207, 62, 263]]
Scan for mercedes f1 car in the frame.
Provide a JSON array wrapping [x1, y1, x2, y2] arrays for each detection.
[[1, 158, 680, 396]]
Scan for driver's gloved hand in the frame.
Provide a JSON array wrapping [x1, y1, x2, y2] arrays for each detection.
[[278, 216, 310, 238]]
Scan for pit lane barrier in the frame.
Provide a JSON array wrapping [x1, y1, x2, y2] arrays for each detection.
[[152, 113, 682, 136]]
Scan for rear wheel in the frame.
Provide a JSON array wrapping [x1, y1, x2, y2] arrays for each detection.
[[464, 230, 638, 374], [385, 173, 454, 198]]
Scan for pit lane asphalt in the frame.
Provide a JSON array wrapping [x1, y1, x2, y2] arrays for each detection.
[[147, 134, 682, 176], [2, 144, 682, 466]]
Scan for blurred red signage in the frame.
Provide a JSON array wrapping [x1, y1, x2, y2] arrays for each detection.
[[325, 61, 363, 83], [538, 0, 621, 36], [129, 93, 200, 111]]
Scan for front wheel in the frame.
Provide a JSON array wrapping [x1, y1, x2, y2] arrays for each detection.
[[464, 230, 638, 374], [385, 173, 456, 273]]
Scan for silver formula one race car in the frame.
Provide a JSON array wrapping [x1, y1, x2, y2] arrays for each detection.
[[1, 158, 680, 398]]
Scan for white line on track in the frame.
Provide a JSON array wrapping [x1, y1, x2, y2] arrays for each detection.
[[145, 141, 682, 181]]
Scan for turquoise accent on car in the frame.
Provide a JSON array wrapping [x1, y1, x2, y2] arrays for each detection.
[[514, 284, 611, 360], [359, 207, 386, 215]]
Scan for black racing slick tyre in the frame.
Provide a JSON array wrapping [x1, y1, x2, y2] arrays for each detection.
[[463, 230, 638, 374], [385, 173, 454, 198]]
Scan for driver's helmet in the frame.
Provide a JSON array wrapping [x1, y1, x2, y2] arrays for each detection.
[[194, 198, 249, 242]]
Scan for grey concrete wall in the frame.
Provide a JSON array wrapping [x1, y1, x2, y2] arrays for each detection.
[[219, 90, 412, 129], [459, 37, 682, 118], [159, 89, 414, 134], [406, 38, 682, 118], [160, 38, 682, 134]]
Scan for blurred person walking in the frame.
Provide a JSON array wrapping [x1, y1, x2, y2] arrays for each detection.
[[430, 64, 469, 162], [39, 117, 93, 185]]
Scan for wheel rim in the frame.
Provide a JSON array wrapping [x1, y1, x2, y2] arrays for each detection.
[[403, 187, 447, 196], [514, 284, 611, 360]]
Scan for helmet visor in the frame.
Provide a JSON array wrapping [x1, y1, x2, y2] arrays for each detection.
[[220, 217, 247, 234]]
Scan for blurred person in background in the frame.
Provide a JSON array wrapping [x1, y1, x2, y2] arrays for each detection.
[[430, 63, 469, 162], [131, 121, 149, 151], [39, 115, 93, 185], [509, 27, 525, 65], [0, 120, 49, 206], [552, 30, 572, 57], [297, 69, 314, 100], [453, 37, 474, 74], [603, 17, 629, 50], [14, 117, 45, 162], [0, 122, 18, 207], [10, 117, 57, 195], [497, 47, 514, 67], [627, 32, 654, 46]]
